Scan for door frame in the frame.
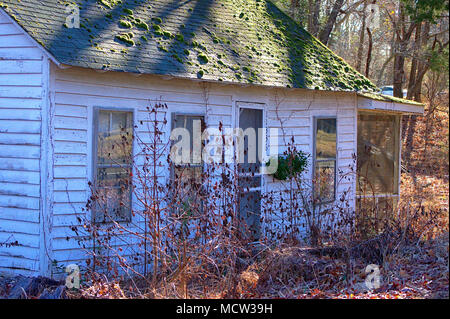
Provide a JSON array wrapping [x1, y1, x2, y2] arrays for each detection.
[[235, 101, 266, 241], [235, 101, 267, 191]]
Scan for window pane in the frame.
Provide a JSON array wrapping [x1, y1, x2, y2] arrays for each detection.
[[173, 115, 204, 164], [314, 118, 336, 202], [239, 108, 263, 173], [98, 111, 132, 165], [94, 186, 131, 223], [314, 160, 335, 202], [174, 166, 203, 191], [98, 111, 110, 133], [97, 166, 131, 188], [95, 110, 133, 223], [316, 118, 336, 160], [357, 114, 399, 195], [111, 112, 129, 134], [173, 114, 205, 201]]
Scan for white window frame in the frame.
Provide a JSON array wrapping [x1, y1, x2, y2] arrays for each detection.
[[235, 102, 267, 193], [170, 112, 206, 168], [356, 111, 401, 211], [312, 116, 337, 204], [92, 107, 134, 223]]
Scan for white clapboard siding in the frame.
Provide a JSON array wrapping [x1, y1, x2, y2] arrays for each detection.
[[0, 11, 44, 275], [265, 93, 357, 235], [47, 66, 361, 270], [49, 66, 236, 269]]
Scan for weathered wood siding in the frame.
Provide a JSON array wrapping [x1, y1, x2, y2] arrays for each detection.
[[0, 11, 46, 275], [50, 66, 235, 271], [264, 90, 357, 237], [49, 65, 358, 271]]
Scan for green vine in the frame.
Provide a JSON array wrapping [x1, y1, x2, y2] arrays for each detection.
[[268, 151, 309, 181]]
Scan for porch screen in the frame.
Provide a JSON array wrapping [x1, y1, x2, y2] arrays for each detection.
[[94, 110, 133, 223], [357, 113, 400, 195]]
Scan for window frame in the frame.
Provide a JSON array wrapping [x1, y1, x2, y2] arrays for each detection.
[[169, 112, 206, 195], [92, 106, 135, 224], [356, 111, 401, 203], [235, 103, 266, 242], [356, 110, 401, 232], [312, 116, 338, 204]]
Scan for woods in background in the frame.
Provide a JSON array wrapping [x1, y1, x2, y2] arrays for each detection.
[[276, 0, 449, 102]]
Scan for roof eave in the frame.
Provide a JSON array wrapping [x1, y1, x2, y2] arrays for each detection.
[[356, 92, 425, 114]]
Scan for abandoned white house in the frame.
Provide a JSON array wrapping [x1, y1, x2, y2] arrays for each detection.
[[0, 0, 424, 277]]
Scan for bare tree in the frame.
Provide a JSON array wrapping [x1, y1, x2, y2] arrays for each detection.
[[319, 0, 346, 45]]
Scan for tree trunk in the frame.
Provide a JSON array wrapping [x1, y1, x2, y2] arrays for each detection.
[[404, 115, 418, 172], [376, 54, 394, 86], [412, 22, 431, 102], [377, 31, 396, 86], [365, 27, 373, 77], [306, 0, 320, 36], [407, 23, 421, 100], [413, 65, 429, 102], [392, 1, 408, 97], [403, 24, 431, 169], [356, 0, 368, 72], [289, 0, 300, 20], [393, 39, 407, 98], [392, 1, 411, 98], [306, 0, 314, 32], [307, 0, 314, 31], [319, 0, 345, 45]]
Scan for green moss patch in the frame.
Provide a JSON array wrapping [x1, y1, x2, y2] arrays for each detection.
[[176, 34, 184, 42], [136, 21, 149, 30], [197, 53, 209, 64], [119, 20, 133, 28], [123, 8, 133, 15], [116, 32, 134, 46], [98, 0, 121, 9], [152, 17, 162, 24]]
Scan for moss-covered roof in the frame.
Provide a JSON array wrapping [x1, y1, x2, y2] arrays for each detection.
[[1, 0, 379, 91], [357, 92, 425, 106]]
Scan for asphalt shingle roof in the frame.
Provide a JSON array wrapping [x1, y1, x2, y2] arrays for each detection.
[[1, 0, 378, 91]]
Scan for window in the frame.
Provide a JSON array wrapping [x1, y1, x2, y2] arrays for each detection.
[[171, 114, 205, 195], [313, 117, 337, 203], [93, 109, 133, 223]]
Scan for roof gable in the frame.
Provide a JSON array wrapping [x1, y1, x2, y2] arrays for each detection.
[[1, 0, 377, 91]]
